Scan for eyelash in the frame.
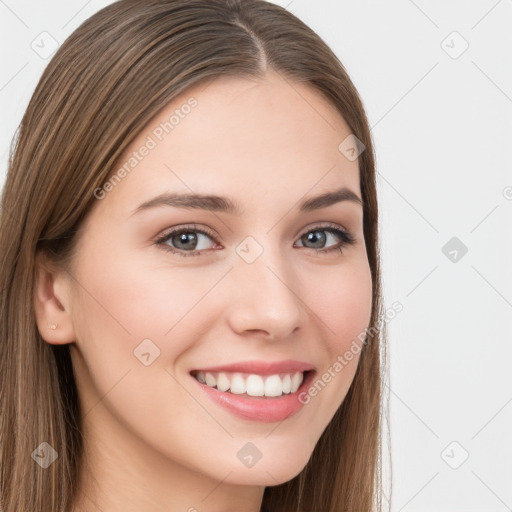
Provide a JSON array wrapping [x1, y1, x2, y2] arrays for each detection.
[[154, 222, 356, 258]]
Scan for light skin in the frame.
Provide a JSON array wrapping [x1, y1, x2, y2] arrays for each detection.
[[34, 70, 373, 512]]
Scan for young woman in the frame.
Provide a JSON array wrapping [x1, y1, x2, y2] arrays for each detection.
[[0, 1, 388, 510]]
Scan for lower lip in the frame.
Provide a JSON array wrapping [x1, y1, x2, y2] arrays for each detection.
[[192, 371, 316, 423]]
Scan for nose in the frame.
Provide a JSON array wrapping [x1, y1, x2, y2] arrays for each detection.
[[225, 245, 304, 342]]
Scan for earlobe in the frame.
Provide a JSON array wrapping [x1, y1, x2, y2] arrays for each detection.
[[33, 251, 76, 345]]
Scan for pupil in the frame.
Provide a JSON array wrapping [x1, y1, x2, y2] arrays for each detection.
[[174, 232, 197, 250], [305, 231, 326, 248]]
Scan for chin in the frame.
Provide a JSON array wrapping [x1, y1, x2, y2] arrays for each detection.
[[216, 447, 313, 487]]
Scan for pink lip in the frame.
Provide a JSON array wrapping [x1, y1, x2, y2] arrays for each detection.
[[191, 359, 315, 376], [191, 367, 317, 423]]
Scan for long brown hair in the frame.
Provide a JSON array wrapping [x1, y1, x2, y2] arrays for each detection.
[[0, 1, 389, 510]]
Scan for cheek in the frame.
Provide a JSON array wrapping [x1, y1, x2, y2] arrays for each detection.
[[73, 246, 217, 350], [69, 250, 229, 429], [299, 259, 372, 418], [69, 255, 211, 457], [312, 259, 373, 354]]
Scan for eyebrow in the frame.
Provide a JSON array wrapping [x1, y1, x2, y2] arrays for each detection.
[[130, 186, 363, 217]]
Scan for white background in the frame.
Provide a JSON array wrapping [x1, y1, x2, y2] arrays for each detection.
[[1, 1, 511, 511]]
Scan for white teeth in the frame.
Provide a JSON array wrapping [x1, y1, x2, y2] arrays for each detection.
[[282, 374, 291, 394], [194, 370, 305, 397], [205, 372, 216, 387], [246, 375, 265, 396], [216, 372, 231, 392], [265, 375, 284, 397], [291, 372, 303, 393], [230, 374, 246, 394]]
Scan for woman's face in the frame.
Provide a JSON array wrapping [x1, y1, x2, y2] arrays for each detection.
[[61, 70, 372, 487]]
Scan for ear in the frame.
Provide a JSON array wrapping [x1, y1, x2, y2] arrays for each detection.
[[33, 250, 76, 345]]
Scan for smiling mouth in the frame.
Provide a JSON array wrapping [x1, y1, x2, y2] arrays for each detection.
[[190, 369, 313, 398]]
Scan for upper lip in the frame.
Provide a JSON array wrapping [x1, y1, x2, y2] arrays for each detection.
[[191, 359, 315, 376]]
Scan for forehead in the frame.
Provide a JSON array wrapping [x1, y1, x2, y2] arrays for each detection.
[[98, 70, 361, 216]]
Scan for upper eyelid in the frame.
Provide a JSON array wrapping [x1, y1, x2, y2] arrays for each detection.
[[157, 222, 351, 241]]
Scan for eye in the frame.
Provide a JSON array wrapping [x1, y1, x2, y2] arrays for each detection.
[[155, 224, 219, 257], [294, 223, 356, 255]]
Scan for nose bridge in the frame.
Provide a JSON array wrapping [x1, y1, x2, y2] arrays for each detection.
[[227, 236, 303, 339]]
